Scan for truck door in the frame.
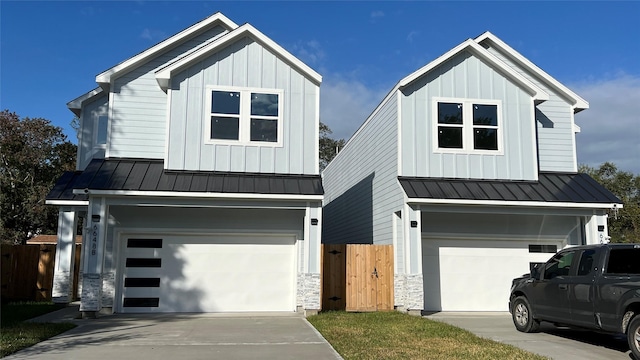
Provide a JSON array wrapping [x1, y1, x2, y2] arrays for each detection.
[[567, 248, 599, 327], [529, 250, 576, 322]]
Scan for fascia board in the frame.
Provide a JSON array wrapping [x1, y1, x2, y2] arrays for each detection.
[[45, 200, 89, 206], [155, 24, 322, 91], [475, 31, 589, 111], [67, 87, 104, 116], [398, 39, 549, 102], [406, 197, 623, 209], [72, 189, 323, 201], [95, 12, 238, 88]]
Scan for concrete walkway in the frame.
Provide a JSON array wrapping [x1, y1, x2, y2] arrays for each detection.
[[426, 312, 632, 360], [7, 304, 342, 360]]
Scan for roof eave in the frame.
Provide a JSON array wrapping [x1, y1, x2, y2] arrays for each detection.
[[155, 23, 322, 92], [95, 12, 239, 87], [474, 31, 589, 111], [398, 39, 548, 102], [405, 197, 622, 209], [66, 87, 104, 116]]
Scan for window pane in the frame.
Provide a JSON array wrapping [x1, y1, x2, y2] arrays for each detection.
[[211, 91, 240, 114], [577, 249, 596, 276], [438, 126, 462, 148], [438, 102, 462, 124], [544, 251, 574, 279], [473, 104, 497, 126], [250, 118, 278, 142], [474, 128, 498, 150], [606, 248, 640, 274], [96, 116, 108, 145], [251, 93, 279, 116], [211, 116, 239, 140]]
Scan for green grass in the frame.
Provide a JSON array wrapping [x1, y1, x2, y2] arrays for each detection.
[[1, 302, 76, 358], [308, 311, 549, 360]]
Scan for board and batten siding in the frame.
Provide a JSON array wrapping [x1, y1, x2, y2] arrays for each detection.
[[322, 94, 402, 245], [166, 37, 318, 174], [482, 44, 577, 172], [400, 51, 538, 181], [78, 93, 109, 171], [108, 26, 228, 160]]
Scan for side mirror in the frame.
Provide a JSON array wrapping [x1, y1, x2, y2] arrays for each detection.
[[530, 265, 540, 280]]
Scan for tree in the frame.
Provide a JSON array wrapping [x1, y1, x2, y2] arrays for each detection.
[[319, 122, 345, 171], [580, 162, 640, 243], [0, 110, 77, 244]]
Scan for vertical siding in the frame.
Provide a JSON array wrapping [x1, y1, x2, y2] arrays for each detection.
[[108, 26, 228, 159], [483, 44, 577, 172], [322, 94, 401, 245], [78, 94, 109, 170], [400, 51, 537, 180], [167, 37, 318, 174]]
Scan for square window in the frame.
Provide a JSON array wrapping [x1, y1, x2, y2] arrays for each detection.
[[438, 126, 463, 148], [251, 118, 278, 142], [438, 102, 463, 124], [473, 104, 497, 126], [474, 128, 498, 150], [211, 116, 239, 140], [211, 91, 240, 114], [251, 93, 279, 116]]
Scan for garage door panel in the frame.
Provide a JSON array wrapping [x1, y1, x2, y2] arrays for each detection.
[[423, 238, 561, 312], [120, 234, 295, 313]]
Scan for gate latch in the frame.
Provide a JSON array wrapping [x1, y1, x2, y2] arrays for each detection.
[[372, 267, 378, 278]]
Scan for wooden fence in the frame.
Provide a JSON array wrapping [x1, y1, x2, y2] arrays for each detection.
[[1, 244, 81, 302], [322, 244, 394, 312]]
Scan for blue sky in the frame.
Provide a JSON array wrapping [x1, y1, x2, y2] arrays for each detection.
[[2, 1, 639, 173]]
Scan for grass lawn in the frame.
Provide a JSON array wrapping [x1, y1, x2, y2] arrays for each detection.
[[308, 311, 549, 360], [0, 302, 76, 358]]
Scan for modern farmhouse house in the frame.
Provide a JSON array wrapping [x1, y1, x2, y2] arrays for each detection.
[[322, 32, 622, 312], [46, 13, 324, 316]]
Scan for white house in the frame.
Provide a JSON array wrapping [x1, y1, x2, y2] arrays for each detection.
[[47, 13, 323, 316], [321, 32, 622, 313]]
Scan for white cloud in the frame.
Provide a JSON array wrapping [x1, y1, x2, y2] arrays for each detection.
[[291, 40, 325, 66], [370, 11, 385, 20], [320, 76, 390, 141], [139, 28, 167, 42], [571, 74, 640, 174], [406, 30, 419, 43]]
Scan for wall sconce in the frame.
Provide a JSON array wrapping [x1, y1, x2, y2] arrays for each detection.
[[311, 218, 319, 226], [410, 221, 418, 228]]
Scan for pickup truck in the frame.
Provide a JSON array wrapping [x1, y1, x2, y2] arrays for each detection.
[[509, 243, 640, 359]]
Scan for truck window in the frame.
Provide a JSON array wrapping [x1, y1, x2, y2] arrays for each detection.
[[577, 249, 596, 276], [544, 251, 575, 279], [605, 248, 640, 274]]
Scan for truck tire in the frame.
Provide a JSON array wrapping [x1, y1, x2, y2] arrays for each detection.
[[629, 315, 640, 360], [511, 296, 540, 333]]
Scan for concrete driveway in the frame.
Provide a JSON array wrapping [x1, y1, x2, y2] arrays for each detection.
[[426, 312, 633, 360], [7, 306, 342, 360]]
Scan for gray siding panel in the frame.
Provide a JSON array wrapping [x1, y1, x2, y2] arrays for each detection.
[[167, 38, 318, 174], [400, 51, 538, 180], [483, 44, 577, 172], [108, 26, 228, 160], [323, 94, 401, 245]]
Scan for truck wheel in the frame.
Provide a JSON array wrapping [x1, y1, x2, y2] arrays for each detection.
[[629, 315, 640, 360], [511, 296, 540, 333]]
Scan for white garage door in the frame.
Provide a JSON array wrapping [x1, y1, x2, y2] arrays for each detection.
[[119, 234, 296, 313], [422, 238, 561, 311]]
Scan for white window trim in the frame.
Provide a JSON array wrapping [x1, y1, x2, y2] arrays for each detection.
[[432, 97, 503, 155], [204, 85, 284, 147]]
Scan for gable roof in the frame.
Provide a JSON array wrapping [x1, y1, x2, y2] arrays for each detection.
[[67, 87, 104, 116], [475, 31, 589, 112], [398, 39, 549, 102], [95, 12, 238, 91], [155, 23, 322, 91]]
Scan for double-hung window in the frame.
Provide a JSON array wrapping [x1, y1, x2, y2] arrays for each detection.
[[206, 86, 283, 146], [434, 98, 501, 153]]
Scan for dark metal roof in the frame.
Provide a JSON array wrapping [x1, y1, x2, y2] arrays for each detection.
[[398, 173, 621, 204], [47, 158, 323, 200], [46, 171, 88, 202]]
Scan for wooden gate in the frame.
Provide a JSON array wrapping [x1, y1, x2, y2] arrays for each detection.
[[322, 244, 393, 312]]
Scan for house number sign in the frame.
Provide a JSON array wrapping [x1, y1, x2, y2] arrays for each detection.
[[91, 223, 99, 257]]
